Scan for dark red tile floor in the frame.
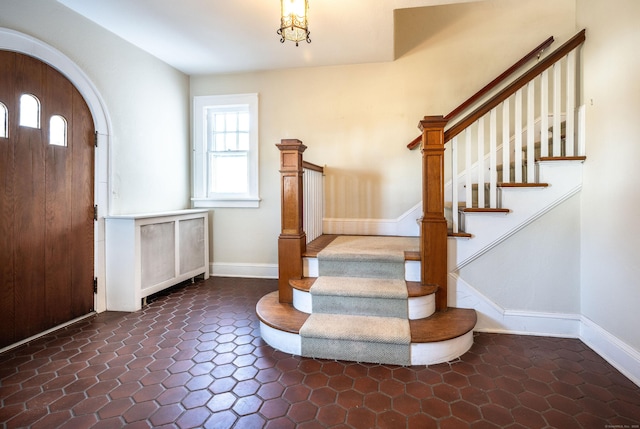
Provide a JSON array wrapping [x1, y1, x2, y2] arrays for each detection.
[[1, 277, 639, 428]]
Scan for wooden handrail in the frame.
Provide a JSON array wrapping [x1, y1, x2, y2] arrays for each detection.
[[444, 36, 554, 122], [444, 29, 586, 143], [407, 135, 422, 150], [302, 160, 324, 173], [407, 35, 556, 150]]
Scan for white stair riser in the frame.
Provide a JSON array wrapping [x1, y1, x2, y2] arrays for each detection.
[[259, 322, 301, 355], [410, 330, 474, 365], [304, 257, 420, 282]]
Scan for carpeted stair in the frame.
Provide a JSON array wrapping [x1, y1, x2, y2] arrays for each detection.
[[299, 236, 417, 365], [256, 235, 477, 366]]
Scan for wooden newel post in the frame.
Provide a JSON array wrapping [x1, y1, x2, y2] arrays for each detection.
[[276, 139, 307, 304], [419, 116, 449, 311]]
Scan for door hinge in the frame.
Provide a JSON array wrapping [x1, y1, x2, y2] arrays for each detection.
[[94, 131, 98, 148], [93, 278, 98, 294], [94, 205, 98, 221]]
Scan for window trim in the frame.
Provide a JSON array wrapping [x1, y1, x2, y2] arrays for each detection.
[[192, 93, 260, 208]]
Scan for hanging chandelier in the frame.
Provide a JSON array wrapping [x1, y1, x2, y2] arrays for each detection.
[[277, 0, 311, 46]]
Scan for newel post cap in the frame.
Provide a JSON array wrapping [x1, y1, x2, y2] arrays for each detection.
[[419, 115, 449, 131], [276, 139, 307, 152]]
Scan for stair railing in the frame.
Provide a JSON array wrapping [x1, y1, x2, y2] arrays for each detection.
[[416, 30, 586, 312], [302, 161, 324, 244], [276, 139, 325, 303]]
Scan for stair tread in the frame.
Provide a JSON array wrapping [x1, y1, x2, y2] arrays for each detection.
[[460, 207, 510, 213], [410, 308, 477, 343], [256, 291, 308, 333], [406, 281, 438, 297], [301, 313, 411, 344], [538, 156, 586, 162], [448, 230, 473, 238], [258, 292, 475, 344], [290, 277, 316, 292], [291, 277, 437, 298], [499, 182, 549, 188], [405, 250, 420, 261], [303, 234, 339, 257]]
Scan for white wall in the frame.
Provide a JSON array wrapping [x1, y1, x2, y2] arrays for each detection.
[[0, 0, 191, 215], [459, 194, 581, 313], [191, 0, 576, 270], [577, 0, 640, 351]]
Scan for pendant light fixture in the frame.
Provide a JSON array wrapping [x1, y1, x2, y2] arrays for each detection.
[[277, 0, 311, 46]]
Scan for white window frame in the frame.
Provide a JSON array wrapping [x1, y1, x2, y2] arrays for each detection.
[[192, 93, 260, 208]]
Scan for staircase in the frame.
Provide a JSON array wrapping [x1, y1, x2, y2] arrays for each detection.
[[447, 125, 586, 271], [257, 235, 477, 365], [260, 30, 586, 367]]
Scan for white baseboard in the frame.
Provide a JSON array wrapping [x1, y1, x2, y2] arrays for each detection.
[[450, 273, 640, 387], [450, 273, 582, 337], [580, 316, 640, 387], [210, 262, 278, 279], [323, 203, 420, 236]]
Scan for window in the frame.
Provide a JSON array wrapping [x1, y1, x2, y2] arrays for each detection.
[[49, 115, 67, 147], [192, 93, 259, 208], [0, 102, 7, 138], [19, 94, 40, 128]]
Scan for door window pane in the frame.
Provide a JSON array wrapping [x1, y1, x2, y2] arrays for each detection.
[[0, 102, 7, 138], [19, 94, 40, 129], [49, 115, 67, 147]]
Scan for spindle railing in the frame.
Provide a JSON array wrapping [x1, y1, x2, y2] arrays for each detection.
[[416, 30, 586, 311], [302, 161, 324, 243]]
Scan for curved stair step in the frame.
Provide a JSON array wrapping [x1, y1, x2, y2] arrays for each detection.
[[410, 307, 477, 343], [256, 291, 477, 365]]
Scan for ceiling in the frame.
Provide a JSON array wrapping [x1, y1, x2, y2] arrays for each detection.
[[57, 0, 478, 76]]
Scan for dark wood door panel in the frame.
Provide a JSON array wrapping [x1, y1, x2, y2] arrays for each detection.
[[13, 54, 47, 340], [0, 50, 95, 348], [0, 52, 16, 346]]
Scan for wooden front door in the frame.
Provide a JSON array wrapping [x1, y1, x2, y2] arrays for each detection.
[[0, 51, 95, 349]]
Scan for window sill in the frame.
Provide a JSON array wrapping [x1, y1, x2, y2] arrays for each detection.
[[191, 197, 261, 208]]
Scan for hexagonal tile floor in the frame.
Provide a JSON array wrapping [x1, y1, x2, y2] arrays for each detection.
[[1, 277, 639, 428]]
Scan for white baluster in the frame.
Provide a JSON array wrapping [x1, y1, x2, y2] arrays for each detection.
[[451, 137, 459, 233], [578, 104, 586, 156], [514, 89, 523, 183], [489, 109, 497, 208], [527, 81, 535, 183], [540, 69, 549, 158], [566, 51, 576, 156], [502, 98, 510, 184], [465, 128, 472, 208], [477, 118, 485, 209], [553, 61, 562, 156]]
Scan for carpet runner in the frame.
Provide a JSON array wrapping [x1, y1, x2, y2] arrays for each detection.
[[299, 235, 419, 365]]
